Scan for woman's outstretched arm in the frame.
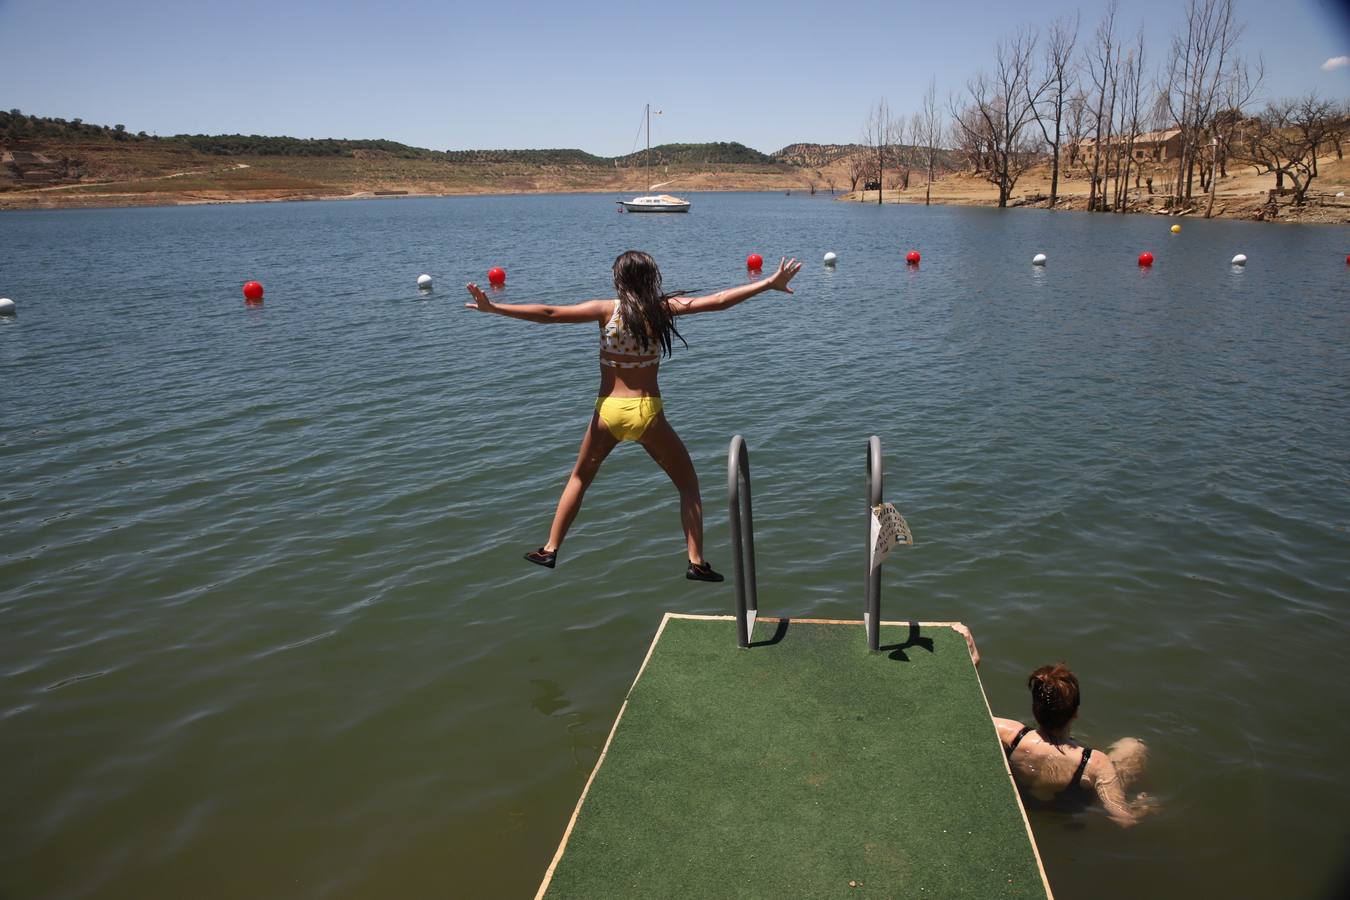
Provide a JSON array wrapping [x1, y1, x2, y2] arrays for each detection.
[[464, 283, 610, 324], [669, 257, 802, 316]]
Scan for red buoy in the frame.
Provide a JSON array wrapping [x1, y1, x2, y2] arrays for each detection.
[[242, 281, 264, 301], [1345, 253, 1350, 265], [906, 250, 921, 265], [746, 253, 763, 270], [1138, 252, 1154, 267], [487, 267, 506, 286]]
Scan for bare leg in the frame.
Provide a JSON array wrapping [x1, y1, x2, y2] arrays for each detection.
[[638, 413, 706, 564], [1106, 737, 1148, 792], [544, 413, 619, 552]]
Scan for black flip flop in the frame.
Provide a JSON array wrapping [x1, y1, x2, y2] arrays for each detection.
[[525, 547, 557, 569], [686, 560, 724, 582]]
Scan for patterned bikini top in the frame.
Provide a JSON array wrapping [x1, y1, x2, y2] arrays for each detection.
[[599, 301, 659, 369]]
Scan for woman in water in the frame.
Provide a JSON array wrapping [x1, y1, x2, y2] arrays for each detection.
[[465, 251, 802, 579], [991, 662, 1155, 827]]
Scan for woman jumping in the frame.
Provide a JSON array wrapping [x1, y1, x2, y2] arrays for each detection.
[[465, 250, 801, 579]]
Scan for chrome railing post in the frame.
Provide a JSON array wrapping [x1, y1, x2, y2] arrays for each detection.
[[865, 435, 883, 651], [727, 435, 759, 648]]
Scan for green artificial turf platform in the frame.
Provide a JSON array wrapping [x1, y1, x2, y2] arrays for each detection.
[[537, 614, 1051, 899]]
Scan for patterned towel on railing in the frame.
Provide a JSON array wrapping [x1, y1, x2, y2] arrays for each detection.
[[869, 502, 913, 571]]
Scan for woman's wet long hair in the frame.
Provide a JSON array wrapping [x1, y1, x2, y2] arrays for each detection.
[[612, 250, 687, 359], [1028, 663, 1080, 731]]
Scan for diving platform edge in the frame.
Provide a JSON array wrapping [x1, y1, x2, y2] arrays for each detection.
[[535, 613, 1054, 900]]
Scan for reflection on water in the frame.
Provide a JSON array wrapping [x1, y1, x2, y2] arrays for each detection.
[[1, 194, 1347, 899]]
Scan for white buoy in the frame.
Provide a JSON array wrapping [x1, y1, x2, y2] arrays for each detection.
[[1231, 254, 1247, 266], [0, 298, 14, 316], [417, 274, 433, 290], [1032, 253, 1047, 266], [823, 251, 837, 266]]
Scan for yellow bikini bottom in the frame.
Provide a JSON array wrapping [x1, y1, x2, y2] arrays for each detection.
[[595, 396, 663, 442]]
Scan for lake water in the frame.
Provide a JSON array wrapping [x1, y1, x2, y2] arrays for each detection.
[[2, 193, 1347, 899]]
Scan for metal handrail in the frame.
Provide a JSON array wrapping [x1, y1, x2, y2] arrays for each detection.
[[865, 435, 883, 651], [727, 435, 759, 648]]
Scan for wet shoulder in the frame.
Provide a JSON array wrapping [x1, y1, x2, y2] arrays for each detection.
[[994, 717, 1027, 745], [1083, 745, 1117, 786]]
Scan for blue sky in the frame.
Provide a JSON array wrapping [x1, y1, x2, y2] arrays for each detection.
[[2, 0, 1347, 154]]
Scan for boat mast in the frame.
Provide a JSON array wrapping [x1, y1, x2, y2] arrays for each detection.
[[645, 103, 651, 191]]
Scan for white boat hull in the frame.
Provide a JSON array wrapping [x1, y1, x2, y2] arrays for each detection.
[[620, 194, 691, 213]]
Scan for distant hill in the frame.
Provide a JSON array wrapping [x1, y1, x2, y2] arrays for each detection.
[[0, 109, 935, 205], [1, 109, 155, 143], [169, 134, 445, 159], [1, 111, 789, 170], [773, 143, 867, 166], [774, 141, 964, 174], [441, 148, 609, 166], [2, 110, 958, 180], [613, 142, 776, 167]]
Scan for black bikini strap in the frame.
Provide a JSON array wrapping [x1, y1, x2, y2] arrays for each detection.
[[1006, 725, 1032, 758], [1070, 747, 1093, 790]]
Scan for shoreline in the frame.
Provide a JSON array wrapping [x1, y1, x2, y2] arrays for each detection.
[[5, 134, 1346, 223], [3, 171, 1348, 224], [4, 184, 1346, 225]]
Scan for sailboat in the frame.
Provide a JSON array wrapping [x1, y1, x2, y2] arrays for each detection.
[[619, 104, 691, 213]]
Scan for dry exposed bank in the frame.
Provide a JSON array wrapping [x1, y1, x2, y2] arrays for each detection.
[[836, 156, 1350, 225], [4, 141, 1348, 224]]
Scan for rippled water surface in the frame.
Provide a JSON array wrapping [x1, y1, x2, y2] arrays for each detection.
[[2, 194, 1348, 899]]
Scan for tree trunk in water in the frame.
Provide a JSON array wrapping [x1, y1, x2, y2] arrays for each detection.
[[1119, 154, 1131, 212], [1205, 150, 1218, 219], [1175, 146, 1187, 204], [877, 147, 884, 205], [1049, 145, 1060, 206]]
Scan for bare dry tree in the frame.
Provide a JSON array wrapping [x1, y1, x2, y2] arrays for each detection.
[[846, 151, 868, 197], [1203, 55, 1262, 216], [1112, 29, 1149, 213], [955, 27, 1051, 207], [1328, 103, 1349, 161], [1162, 0, 1245, 202], [863, 99, 892, 204], [1085, 1, 1120, 211], [913, 78, 946, 206], [1030, 13, 1079, 206], [1063, 89, 1089, 174], [949, 100, 991, 173], [890, 115, 913, 191], [1238, 94, 1338, 206]]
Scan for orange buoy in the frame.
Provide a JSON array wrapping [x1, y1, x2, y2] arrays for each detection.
[[242, 281, 264, 301], [906, 250, 921, 265], [746, 254, 763, 270], [1138, 252, 1154, 267], [487, 267, 506, 286]]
